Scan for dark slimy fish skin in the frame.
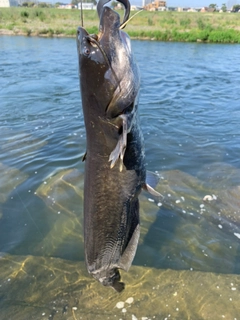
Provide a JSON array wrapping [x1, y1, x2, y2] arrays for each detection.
[[77, 1, 160, 292]]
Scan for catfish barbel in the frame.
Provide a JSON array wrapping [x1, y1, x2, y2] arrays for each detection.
[[77, 0, 161, 292]]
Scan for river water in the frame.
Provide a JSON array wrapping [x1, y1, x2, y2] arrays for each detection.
[[0, 35, 240, 319]]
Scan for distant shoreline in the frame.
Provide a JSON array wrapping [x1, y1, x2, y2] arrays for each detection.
[[0, 8, 240, 43], [0, 29, 74, 37], [1, 30, 239, 44]]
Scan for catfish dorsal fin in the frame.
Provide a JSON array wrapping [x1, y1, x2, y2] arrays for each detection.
[[144, 171, 164, 199]]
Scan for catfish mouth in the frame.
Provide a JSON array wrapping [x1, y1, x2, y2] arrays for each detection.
[[77, 6, 119, 52]]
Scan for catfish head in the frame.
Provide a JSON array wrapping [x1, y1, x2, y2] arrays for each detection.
[[76, 3, 140, 121]]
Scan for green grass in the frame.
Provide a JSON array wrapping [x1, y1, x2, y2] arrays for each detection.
[[0, 7, 240, 43]]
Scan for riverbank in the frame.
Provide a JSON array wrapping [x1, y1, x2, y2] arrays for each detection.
[[1, 7, 240, 43]]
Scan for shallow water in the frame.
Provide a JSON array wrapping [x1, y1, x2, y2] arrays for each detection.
[[0, 35, 240, 319]]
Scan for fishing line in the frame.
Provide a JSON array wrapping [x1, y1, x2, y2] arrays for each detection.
[[15, 189, 44, 239], [80, 0, 83, 27], [120, 9, 143, 30]]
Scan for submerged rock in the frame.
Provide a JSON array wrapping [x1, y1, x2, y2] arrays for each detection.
[[34, 169, 84, 258], [135, 165, 240, 274], [0, 162, 28, 222], [0, 163, 240, 318], [0, 162, 28, 204], [154, 166, 240, 238], [0, 253, 239, 320], [35, 168, 84, 217], [33, 165, 240, 274]]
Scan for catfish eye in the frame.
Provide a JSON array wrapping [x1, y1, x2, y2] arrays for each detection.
[[84, 47, 90, 56]]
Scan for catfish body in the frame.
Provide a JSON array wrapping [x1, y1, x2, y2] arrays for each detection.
[[77, 4, 146, 291]]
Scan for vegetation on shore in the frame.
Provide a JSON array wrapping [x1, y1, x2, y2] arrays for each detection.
[[0, 7, 240, 43]]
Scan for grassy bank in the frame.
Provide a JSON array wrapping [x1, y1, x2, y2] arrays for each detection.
[[0, 7, 240, 43]]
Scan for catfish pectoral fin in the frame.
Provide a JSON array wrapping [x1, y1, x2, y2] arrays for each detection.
[[108, 140, 125, 171], [146, 170, 160, 188], [144, 171, 164, 198], [109, 114, 128, 171], [144, 183, 164, 198]]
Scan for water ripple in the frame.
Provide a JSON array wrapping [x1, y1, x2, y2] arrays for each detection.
[[0, 37, 240, 283]]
